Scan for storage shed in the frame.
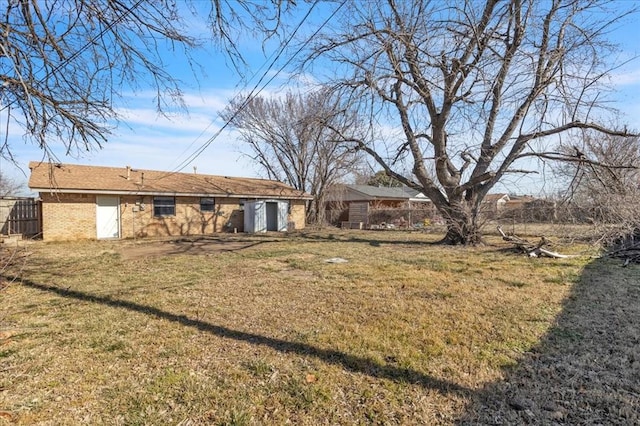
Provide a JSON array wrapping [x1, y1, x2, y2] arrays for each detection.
[[244, 200, 289, 233]]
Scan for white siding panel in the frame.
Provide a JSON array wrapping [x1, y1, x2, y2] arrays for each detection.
[[277, 201, 288, 232]]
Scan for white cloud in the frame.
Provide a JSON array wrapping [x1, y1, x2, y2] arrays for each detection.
[[2, 85, 264, 185], [611, 68, 640, 87], [181, 90, 234, 110], [115, 107, 221, 134]]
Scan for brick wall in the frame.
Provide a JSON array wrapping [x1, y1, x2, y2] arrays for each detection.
[[40, 193, 97, 240], [40, 193, 307, 240], [121, 195, 244, 238], [289, 200, 306, 230]]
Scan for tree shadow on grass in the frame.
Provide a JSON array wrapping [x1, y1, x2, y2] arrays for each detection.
[[295, 230, 444, 247], [119, 238, 283, 259], [163, 239, 271, 255], [457, 258, 640, 425], [14, 276, 470, 398]]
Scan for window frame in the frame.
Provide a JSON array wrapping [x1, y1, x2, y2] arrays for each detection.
[[153, 196, 176, 217], [200, 197, 215, 213]]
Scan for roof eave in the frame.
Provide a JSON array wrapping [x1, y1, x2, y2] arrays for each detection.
[[30, 187, 313, 200]]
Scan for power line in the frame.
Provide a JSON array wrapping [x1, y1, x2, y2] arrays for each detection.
[[158, 0, 346, 179], [165, 18, 299, 170], [165, 0, 321, 175]]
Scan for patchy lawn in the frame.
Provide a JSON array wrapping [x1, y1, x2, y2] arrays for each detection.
[[0, 230, 637, 424]]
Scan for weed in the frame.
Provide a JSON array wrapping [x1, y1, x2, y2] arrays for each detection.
[[0, 349, 16, 358], [242, 359, 273, 377]]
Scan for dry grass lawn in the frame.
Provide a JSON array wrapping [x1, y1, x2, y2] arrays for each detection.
[[1, 229, 637, 425]]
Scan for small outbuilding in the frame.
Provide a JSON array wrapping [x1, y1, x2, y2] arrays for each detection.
[[28, 162, 312, 241], [325, 184, 436, 228], [243, 200, 291, 233]]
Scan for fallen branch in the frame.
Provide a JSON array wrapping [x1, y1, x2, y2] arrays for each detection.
[[533, 247, 576, 259], [608, 247, 640, 266], [497, 226, 577, 259]]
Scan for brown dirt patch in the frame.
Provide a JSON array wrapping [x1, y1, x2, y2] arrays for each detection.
[[118, 237, 269, 260]]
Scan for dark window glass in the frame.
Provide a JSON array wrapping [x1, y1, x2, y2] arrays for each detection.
[[200, 197, 215, 212], [153, 196, 175, 216]]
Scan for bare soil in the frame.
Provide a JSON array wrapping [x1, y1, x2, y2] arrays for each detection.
[[118, 236, 280, 260]]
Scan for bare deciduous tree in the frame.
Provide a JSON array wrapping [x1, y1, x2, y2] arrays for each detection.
[[556, 132, 640, 241], [308, 0, 637, 244], [0, 173, 25, 197], [0, 0, 290, 161], [223, 89, 363, 224]]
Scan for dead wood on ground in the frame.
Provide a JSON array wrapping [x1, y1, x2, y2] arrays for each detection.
[[497, 226, 576, 259], [607, 231, 640, 266]]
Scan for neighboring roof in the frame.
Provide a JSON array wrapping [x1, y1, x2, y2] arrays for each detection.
[[505, 195, 537, 205], [484, 193, 510, 203], [28, 162, 313, 199], [345, 185, 430, 202]]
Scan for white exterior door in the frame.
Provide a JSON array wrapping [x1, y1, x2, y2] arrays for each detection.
[[96, 196, 120, 239], [277, 201, 289, 232]]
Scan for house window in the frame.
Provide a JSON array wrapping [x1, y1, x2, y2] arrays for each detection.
[[153, 196, 175, 216], [200, 197, 215, 212]]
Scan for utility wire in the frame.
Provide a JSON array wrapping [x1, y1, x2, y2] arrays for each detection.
[[156, 0, 346, 179], [165, 24, 295, 170], [164, 0, 321, 176]]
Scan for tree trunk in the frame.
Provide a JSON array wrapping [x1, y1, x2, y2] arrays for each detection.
[[306, 199, 317, 225], [439, 204, 482, 245]]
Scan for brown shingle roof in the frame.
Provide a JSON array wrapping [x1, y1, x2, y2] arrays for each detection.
[[28, 162, 312, 199], [483, 193, 510, 203]]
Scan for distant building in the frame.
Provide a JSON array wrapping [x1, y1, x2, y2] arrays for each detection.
[[325, 184, 435, 228]]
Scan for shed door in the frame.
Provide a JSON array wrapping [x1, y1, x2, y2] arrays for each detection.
[[244, 200, 267, 233], [243, 201, 254, 233], [253, 201, 267, 232], [277, 201, 289, 232], [96, 196, 120, 239]]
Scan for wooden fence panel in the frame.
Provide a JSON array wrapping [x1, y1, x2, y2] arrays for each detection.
[[348, 202, 369, 223], [0, 198, 42, 237]]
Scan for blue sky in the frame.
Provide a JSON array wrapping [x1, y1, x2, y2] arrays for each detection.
[[3, 1, 640, 196]]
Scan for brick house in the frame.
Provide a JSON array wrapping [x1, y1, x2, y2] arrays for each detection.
[[28, 162, 312, 241]]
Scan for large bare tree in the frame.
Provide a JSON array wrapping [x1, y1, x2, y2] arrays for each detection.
[[0, 0, 291, 161], [308, 0, 637, 244], [223, 89, 362, 224]]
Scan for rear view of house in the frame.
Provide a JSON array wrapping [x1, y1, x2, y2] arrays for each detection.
[[28, 162, 312, 241]]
